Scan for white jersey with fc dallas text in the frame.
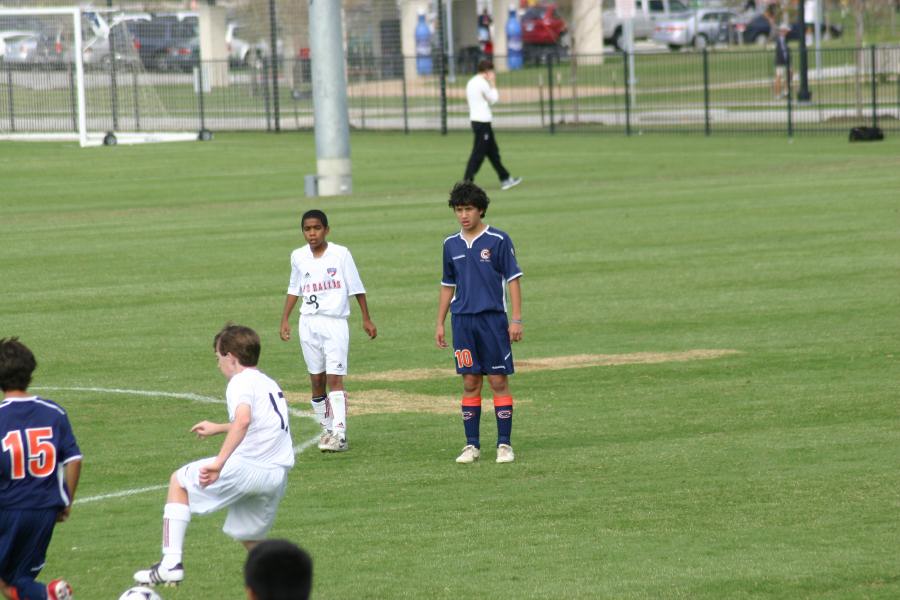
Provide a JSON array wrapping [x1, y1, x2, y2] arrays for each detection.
[[287, 242, 366, 318]]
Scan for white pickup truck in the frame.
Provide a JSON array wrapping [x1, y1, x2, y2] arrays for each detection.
[[602, 0, 691, 49]]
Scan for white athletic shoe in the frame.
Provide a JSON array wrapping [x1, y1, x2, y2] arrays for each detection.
[[134, 562, 184, 587], [320, 434, 348, 452], [501, 177, 522, 191], [47, 579, 74, 600], [316, 430, 333, 451], [496, 444, 515, 464], [455, 445, 481, 464]]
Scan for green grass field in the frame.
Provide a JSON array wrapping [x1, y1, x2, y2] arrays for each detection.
[[1, 131, 898, 599]]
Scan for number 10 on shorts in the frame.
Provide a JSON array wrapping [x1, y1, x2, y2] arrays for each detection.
[[454, 349, 473, 369]]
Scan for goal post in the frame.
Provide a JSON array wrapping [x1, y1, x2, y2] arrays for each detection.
[[0, 6, 203, 147]]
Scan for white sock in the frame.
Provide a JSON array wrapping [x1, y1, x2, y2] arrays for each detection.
[[161, 502, 191, 568], [329, 390, 347, 438], [310, 395, 331, 431]]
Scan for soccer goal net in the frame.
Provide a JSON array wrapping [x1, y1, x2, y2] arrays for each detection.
[[0, 7, 204, 146]]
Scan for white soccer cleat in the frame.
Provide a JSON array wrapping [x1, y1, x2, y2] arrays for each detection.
[[47, 579, 74, 600], [320, 434, 348, 452], [316, 430, 333, 451], [496, 444, 515, 464], [133, 562, 184, 587], [455, 445, 481, 464], [500, 177, 522, 191]]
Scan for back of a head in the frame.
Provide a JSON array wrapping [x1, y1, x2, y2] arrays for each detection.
[[245, 540, 313, 600], [0, 337, 36, 392], [477, 59, 494, 73], [213, 324, 261, 367]]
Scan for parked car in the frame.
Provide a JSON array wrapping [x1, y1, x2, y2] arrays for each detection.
[[128, 15, 199, 71], [1, 12, 139, 68], [81, 21, 142, 67], [653, 9, 738, 50], [521, 3, 568, 62], [602, 0, 691, 50], [733, 13, 842, 45], [3, 27, 70, 67], [226, 22, 251, 66], [0, 16, 48, 58]]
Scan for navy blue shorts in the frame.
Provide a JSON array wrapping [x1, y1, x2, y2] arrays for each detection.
[[450, 312, 514, 375], [0, 508, 57, 588]]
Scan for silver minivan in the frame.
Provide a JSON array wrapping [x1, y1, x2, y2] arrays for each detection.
[[652, 8, 738, 50]]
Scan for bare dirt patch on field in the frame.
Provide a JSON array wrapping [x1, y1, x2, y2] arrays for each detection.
[[284, 389, 457, 416], [283, 350, 740, 416], [354, 349, 740, 383]]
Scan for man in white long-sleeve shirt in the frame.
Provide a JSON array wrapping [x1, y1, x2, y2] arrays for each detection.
[[463, 60, 521, 191]]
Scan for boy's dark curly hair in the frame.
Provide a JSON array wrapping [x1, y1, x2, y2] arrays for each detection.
[[448, 181, 490, 217]]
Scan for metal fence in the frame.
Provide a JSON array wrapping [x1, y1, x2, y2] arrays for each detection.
[[2, 46, 898, 137]]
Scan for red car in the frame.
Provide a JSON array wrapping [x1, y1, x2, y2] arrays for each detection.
[[521, 3, 567, 47]]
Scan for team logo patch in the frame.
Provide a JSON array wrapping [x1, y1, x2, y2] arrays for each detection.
[[462, 410, 475, 421], [497, 409, 512, 419], [327, 267, 337, 278], [480, 249, 491, 260]]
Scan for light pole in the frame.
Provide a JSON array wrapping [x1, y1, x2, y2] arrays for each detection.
[[797, 0, 812, 102]]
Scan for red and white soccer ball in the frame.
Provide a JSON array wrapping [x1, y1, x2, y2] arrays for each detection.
[[118, 586, 162, 600]]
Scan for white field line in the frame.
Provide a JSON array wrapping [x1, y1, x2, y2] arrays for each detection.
[[34, 386, 319, 506]]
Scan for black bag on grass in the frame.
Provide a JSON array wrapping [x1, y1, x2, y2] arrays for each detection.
[[849, 126, 884, 142]]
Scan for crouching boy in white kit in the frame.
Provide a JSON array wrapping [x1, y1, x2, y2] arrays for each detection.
[[134, 324, 295, 586]]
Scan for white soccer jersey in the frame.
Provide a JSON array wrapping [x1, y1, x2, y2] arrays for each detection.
[[466, 73, 498, 122], [287, 242, 366, 318], [226, 368, 295, 469]]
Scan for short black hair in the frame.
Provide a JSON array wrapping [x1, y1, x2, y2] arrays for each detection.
[[448, 181, 490, 217], [477, 59, 494, 73], [245, 539, 313, 600], [301, 209, 328, 229], [0, 337, 37, 392], [213, 324, 261, 367]]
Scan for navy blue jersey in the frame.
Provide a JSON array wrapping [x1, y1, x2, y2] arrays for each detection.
[[0, 396, 81, 510], [441, 226, 522, 315]]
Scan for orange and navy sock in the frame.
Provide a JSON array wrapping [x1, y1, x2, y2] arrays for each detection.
[[461, 396, 482, 448], [493, 396, 513, 446]]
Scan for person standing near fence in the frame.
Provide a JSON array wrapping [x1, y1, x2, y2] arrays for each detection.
[[463, 60, 522, 191], [773, 24, 791, 99]]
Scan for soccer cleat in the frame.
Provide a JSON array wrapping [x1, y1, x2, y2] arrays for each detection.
[[133, 562, 184, 587], [500, 177, 522, 191], [320, 434, 348, 452], [316, 430, 333, 451], [496, 444, 515, 464], [47, 579, 74, 600], [455, 445, 481, 464]]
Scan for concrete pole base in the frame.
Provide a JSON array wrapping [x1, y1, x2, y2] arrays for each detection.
[[317, 158, 353, 196]]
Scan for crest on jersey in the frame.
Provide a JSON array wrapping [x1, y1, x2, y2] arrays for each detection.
[[480, 249, 491, 260], [327, 267, 337, 278]]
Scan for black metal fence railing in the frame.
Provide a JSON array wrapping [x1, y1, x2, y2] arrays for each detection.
[[1, 46, 897, 138]]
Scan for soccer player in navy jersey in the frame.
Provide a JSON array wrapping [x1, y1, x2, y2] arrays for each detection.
[[435, 182, 523, 464], [0, 338, 80, 600]]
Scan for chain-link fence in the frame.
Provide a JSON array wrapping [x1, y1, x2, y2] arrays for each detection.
[[0, 1, 897, 138], [2, 47, 897, 137]]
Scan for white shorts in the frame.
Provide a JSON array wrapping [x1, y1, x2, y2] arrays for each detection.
[[299, 314, 349, 376], [177, 456, 288, 542]]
